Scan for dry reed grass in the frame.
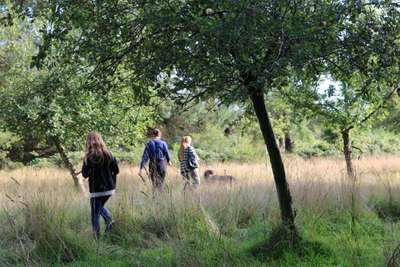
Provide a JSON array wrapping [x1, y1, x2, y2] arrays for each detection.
[[0, 154, 399, 216], [0, 155, 399, 265]]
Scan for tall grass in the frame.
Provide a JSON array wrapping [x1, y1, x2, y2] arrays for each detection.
[[0, 155, 399, 266]]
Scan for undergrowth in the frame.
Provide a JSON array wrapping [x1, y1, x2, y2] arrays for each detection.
[[0, 195, 399, 266], [1, 159, 400, 266]]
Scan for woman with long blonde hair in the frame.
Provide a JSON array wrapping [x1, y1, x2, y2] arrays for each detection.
[[81, 132, 119, 238], [179, 136, 200, 189]]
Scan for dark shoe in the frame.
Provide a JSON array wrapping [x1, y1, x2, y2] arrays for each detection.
[[105, 221, 114, 233]]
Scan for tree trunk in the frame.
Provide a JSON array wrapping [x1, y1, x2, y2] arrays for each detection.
[[342, 129, 359, 233], [52, 137, 86, 193], [284, 131, 293, 153], [249, 87, 297, 235], [342, 129, 354, 178], [278, 137, 284, 150]]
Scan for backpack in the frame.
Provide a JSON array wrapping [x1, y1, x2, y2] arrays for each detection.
[[186, 146, 199, 169], [147, 140, 165, 163]]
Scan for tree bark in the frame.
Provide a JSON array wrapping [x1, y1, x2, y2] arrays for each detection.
[[278, 137, 284, 150], [52, 137, 86, 193], [342, 129, 354, 178], [342, 129, 359, 233], [284, 131, 293, 153], [249, 87, 297, 235]]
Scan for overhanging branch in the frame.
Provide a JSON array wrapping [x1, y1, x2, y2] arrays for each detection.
[[346, 84, 399, 131]]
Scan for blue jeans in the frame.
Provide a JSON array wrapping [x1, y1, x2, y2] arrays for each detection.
[[90, 196, 112, 238]]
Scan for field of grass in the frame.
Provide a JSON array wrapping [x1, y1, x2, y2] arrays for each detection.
[[0, 155, 400, 266]]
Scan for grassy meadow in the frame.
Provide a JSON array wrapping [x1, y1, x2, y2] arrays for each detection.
[[0, 155, 400, 266]]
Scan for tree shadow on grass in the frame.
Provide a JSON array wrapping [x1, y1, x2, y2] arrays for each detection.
[[250, 227, 332, 262], [372, 199, 400, 222]]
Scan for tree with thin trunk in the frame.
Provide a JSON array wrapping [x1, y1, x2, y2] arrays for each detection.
[[267, 91, 298, 153], [52, 136, 86, 193], [22, 0, 361, 239], [278, 1, 400, 177], [283, 77, 399, 178], [17, 0, 400, 240], [0, 9, 154, 190], [284, 132, 293, 153]]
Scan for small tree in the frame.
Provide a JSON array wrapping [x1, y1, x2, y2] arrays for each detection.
[[26, 0, 355, 237], [0, 9, 154, 191], [288, 78, 398, 177], [17, 0, 400, 239], [267, 91, 300, 153], [282, 1, 400, 178]]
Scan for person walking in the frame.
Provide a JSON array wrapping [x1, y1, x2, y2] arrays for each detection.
[[138, 128, 172, 191], [81, 132, 119, 239], [178, 136, 200, 190]]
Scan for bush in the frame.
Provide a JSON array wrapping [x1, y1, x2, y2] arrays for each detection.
[[354, 129, 400, 155], [0, 131, 20, 169], [191, 124, 265, 163], [296, 141, 336, 158]]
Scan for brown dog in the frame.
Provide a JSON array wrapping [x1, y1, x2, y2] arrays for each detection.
[[203, 170, 235, 183]]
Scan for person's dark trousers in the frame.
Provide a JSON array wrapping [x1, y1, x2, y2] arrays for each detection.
[[149, 160, 167, 192], [90, 195, 112, 238]]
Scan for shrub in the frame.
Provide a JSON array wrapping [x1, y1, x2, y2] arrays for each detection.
[[0, 131, 20, 169]]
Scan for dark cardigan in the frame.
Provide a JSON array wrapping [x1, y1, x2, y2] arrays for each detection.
[[82, 155, 119, 193]]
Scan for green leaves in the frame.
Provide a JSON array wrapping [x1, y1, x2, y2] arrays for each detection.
[[0, 9, 155, 160], [2, 0, 400, 162]]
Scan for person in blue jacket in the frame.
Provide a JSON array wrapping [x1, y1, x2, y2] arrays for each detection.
[[138, 128, 172, 191]]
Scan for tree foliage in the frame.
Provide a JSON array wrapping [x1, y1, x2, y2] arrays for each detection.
[[277, 3, 400, 176], [0, 5, 154, 161], [3, 0, 400, 233]]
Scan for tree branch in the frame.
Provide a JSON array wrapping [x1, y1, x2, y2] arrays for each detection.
[[346, 85, 399, 131]]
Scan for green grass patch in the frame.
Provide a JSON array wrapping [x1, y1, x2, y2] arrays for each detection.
[[372, 198, 400, 222]]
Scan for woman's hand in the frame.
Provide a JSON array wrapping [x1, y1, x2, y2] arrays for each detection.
[[138, 169, 146, 183]]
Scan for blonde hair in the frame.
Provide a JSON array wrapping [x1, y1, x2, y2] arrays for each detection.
[[178, 136, 192, 161], [84, 132, 112, 163]]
